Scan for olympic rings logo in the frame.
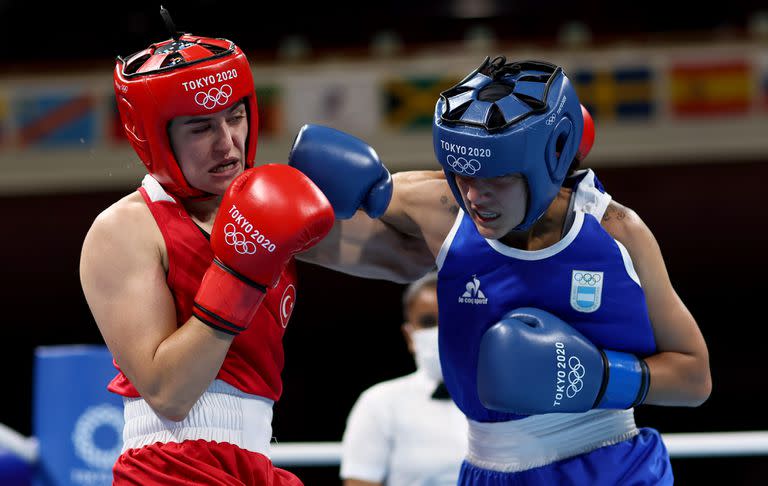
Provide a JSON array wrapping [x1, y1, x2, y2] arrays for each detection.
[[546, 113, 557, 125], [566, 356, 585, 398], [194, 84, 233, 109], [573, 272, 601, 286], [224, 223, 257, 255], [446, 155, 481, 175], [71, 404, 124, 469]]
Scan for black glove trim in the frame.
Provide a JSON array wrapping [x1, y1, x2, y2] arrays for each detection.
[[631, 359, 651, 408], [192, 303, 247, 335], [213, 258, 267, 293], [592, 349, 610, 409]]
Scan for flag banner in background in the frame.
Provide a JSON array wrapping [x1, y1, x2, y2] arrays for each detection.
[[760, 58, 768, 111], [255, 84, 283, 136], [669, 60, 752, 116], [571, 66, 655, 121], [0, 91, 9, 148], [383, 76, 457, 131], [15, 89, 97, 147], [284, 73, 379, 135]]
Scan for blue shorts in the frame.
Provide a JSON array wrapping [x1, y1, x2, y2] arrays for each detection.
[[458, 428, 673, 485]]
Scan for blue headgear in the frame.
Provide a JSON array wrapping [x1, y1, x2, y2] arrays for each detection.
[[433, 58, 583, 230]]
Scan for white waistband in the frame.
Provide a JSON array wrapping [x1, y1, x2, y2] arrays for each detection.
[[467, 409, 639, 473], [122, 379, 274, 456]]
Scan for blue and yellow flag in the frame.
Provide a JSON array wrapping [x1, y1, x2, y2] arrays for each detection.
[[571, 66, 655, 120]]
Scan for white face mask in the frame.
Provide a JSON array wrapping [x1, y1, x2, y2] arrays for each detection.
[[411, 327, 442, 382]]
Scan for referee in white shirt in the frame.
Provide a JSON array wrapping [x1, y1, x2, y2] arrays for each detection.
[[340, 272, 467, 486]]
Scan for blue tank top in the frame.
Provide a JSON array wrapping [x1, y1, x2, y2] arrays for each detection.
[[436, 170, 656, 423]]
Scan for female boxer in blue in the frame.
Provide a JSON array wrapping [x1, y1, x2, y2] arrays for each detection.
[[292, 57, 711, 485]]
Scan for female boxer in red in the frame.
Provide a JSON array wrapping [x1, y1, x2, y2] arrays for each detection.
[[80, 12, 334, 485]]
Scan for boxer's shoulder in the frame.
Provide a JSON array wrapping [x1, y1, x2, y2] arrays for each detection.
[[84, 191, 165, 268], [600, 200, 648, 254]]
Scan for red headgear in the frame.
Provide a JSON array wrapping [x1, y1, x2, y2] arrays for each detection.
[[576, 104, 595, 161], [114, 35, 258, 198]]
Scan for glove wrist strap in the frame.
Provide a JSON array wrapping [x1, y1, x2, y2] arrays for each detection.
[[193, 259, 266, 335], [596, 350, 650, 409]]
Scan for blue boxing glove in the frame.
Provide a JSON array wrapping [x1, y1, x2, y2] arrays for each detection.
[[288, 124, 392, 219], [477, 307, 650, 415]]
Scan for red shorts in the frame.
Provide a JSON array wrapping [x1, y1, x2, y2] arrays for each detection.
[[113, 440, 303, 485]]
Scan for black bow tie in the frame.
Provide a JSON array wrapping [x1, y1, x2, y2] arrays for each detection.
[[431, 382, 451, 400]]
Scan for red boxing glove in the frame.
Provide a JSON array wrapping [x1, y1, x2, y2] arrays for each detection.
[[193, 164, 334, 334]]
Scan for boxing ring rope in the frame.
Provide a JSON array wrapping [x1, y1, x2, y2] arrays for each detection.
[[266, 432, 768, 466], [0, 423, 37, 464], [5, 423, 764, 467]]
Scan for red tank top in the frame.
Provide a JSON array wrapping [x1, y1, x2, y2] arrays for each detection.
[[107, 176, 298, 401]]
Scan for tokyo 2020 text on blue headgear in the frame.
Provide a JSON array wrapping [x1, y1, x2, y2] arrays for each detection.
[[433, 57, 583, 231]]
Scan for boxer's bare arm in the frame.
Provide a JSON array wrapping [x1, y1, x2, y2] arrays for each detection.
[[80, 193, 231, 421], [602, 201, 711, 406], [298, 171, 457, 283], [381, 170, 459, 256]]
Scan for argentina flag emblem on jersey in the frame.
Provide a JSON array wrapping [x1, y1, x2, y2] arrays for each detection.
[[570, 270, 603, 312]]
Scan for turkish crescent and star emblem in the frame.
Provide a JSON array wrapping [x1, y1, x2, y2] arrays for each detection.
[[280, 284, 296, 328]]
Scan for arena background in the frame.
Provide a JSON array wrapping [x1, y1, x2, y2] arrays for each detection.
[[1, 1, 766, 484]]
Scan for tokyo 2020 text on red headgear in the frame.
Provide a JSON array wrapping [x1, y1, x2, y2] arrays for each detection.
[[113, 7, 258, 199]]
